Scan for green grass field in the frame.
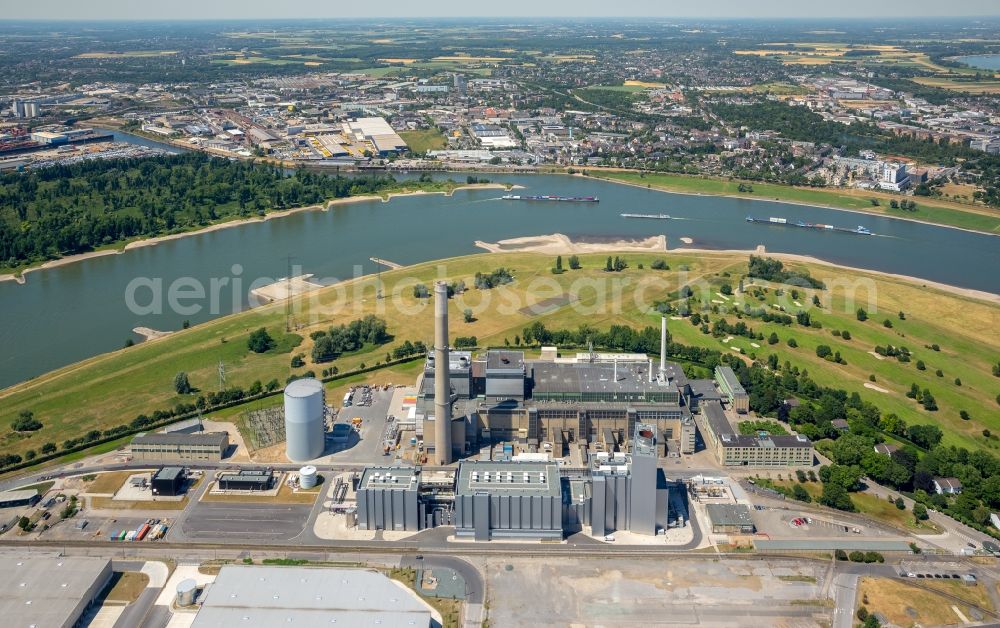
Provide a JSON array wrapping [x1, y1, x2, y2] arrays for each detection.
[[589, 170, 1000, 234], [400, 129, 448, 153], [0, 250, 997, 468]]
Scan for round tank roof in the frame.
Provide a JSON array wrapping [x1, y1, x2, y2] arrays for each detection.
[[300, 465, 317, 474], [176, 578, 197, 593], [284, 378, 324, 398]]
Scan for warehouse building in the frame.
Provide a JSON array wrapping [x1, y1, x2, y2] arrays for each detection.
[[356, 466, 421, 531], [191, 565, 431, 628], [151, 466, 186, 496], [706, 503, 756, 534], [217, 468, 273, 492], [131, 432, 229, 461], [701, 401, 813, 467], [715, 366, 749, 413], [453, 460, 562, 541], [342, 117, 408, 155], [2, 556, 113, 628], [0, 489, 40, 509]]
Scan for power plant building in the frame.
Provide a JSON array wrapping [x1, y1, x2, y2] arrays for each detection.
[[130, 431, 229, 461], [284, 378, 326, 463], [217, 468, 273, 492], [453, 460, 562, 541], [356, 466, 421, 531]]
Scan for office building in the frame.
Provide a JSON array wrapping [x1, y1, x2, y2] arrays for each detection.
[[701, 401, 813, 467]]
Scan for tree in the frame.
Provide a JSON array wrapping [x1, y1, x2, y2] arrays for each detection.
[[856, 308, 868, 321], [412, 284, 430, 298], [787, 338, 797, 348], [311, 336, 336, 363], [568, 255, 581, 270], [912, 503, 928, 520], [555, 255, 563, 271], [41, 442, 56, 454], [11, 410, 42, 432], [820, 482, 855, 511], [768, 332, 779, 345], [17, 516, 30, 531], [815, 345, 832, 359], [463, 308, 474, 323], [792, 483, 812, 503], [883, 319, 893, 328], [173, 372, 192, 395], [247, 327, 275, 353], [720, 283, 733, 295], [605, 256, 613, 272], [895, 497, 905, 510]]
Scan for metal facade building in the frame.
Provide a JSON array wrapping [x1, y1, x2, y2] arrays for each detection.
[[589, 423, 663, 537], [151, 467, 185, 496], [706, 503, 756, 533], [356, 466, 421, 531], [217, 469, 272, 491], [453, 461, 562, 541]]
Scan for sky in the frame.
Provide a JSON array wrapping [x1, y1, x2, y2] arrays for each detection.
[[1, 0, 998, 20]]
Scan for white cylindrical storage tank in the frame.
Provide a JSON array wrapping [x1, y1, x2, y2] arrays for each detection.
[[284, 378, 325, 463], [176, 578, 197, 607], [299, 465, 318, 489]]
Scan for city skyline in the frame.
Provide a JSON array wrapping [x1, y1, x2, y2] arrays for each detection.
[[1, 0, 999, 20]]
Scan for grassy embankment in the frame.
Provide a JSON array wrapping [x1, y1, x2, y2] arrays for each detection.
[[588, 170, 1000, 234], [0, 251, 997, 470]]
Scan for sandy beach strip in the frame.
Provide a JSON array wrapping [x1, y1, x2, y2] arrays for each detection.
[[475, 232, 667, 254], [133, 326, 174, 341]]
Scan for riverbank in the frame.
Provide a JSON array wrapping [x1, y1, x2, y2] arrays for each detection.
[[1, 248, 996, 469], [475, 232, 667, 254], [0, 183, 512, 285], [672, 245, 1000, 305], [585, 170, 1000, 236]]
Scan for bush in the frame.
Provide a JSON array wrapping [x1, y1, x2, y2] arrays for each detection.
[[856, 308, 867, 321], [247, 327, 275, 353], [913, 503, 928, 520], [895, 497, 905, 510], [10, 410, 42, 432], [650, 259, 668, 270], [848, 551, 865, 562], [835, 549, 848, 561], [815, 345, 832, 359], [787, 338, 797, 348]]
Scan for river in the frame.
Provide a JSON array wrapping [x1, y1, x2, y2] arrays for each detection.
[[956, 55, 1000, 71], [0, 137, 998, 388]]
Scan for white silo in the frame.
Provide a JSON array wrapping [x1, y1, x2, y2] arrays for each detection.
[[284, 378, 325, 463], [176, 578, 197, 607], [299, 465, 318, 489]]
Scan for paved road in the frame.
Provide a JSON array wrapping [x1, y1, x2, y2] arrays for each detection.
[[832, 573, 859, 628], [108, 560, 165, 628]]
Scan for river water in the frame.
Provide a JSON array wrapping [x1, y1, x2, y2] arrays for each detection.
[[1, 136, 997, 388]]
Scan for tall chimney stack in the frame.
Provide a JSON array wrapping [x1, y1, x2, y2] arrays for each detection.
[[659, 316, 668, 382], [433, 281, 453, 465]]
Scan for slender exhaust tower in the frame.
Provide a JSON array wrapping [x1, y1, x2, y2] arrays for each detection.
[[659, 316, 668, 382], [433, 281, 453, 465]]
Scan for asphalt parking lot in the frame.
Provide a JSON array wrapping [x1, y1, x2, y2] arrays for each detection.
[[324, 387, 395, 464], [178, 501, 312, 541]]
